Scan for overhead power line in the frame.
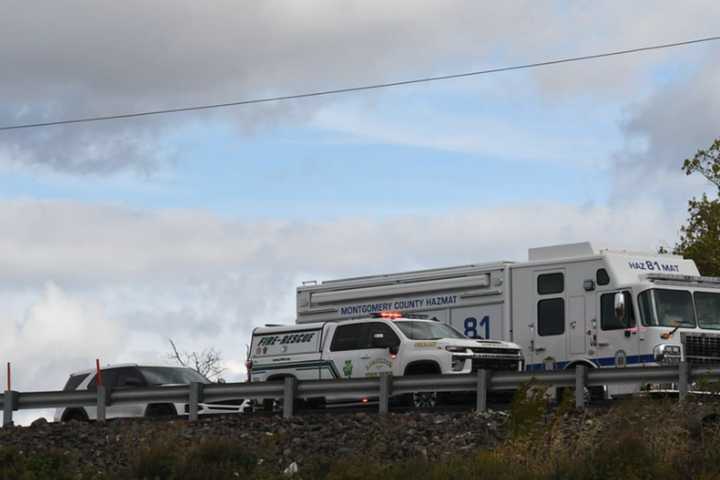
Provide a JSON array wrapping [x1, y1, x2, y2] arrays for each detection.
[[1, 35, 719, 132]]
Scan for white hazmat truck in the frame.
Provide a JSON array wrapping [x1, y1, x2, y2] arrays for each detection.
[[297, 242, 720, 396]]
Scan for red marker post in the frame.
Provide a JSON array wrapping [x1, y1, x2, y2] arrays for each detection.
[[95, 359, 103, 387]]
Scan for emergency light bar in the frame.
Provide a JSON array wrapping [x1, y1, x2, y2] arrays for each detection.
[[370, 311, 429, 320]]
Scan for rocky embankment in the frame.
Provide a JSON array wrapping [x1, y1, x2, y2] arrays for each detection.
[[0, 410, 508, 474]]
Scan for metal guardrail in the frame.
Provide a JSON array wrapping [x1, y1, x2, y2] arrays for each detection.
[[1, 361, 718, 427]]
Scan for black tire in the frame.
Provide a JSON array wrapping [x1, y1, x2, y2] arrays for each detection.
[[403, 363, 442, 409], [262, 398, 277, 412], [411, 391, 438, 408], [62, 409, 88, 422], [145, 403, 177, 418]]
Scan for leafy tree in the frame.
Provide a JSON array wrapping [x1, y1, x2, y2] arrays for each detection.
[[683, 139, 720, 188], [674, 139, 720, 276]]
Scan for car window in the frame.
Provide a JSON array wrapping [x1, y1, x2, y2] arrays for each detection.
[[87, 369, 119, 389], [63, 373, 89, 391], [139, 367, 208, 385], [115, 367, 147, 387]]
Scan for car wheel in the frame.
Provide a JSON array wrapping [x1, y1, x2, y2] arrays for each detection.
[[62, 409, 88, 422], [145, 404, 177, 418]]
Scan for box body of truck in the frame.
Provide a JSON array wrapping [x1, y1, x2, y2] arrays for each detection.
[[297, 242, 720, 394]]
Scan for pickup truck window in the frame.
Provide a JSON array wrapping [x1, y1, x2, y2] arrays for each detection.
[[331, 323, 369, 351], [368, 323, 400, 347], [395, 321, 465, 340]]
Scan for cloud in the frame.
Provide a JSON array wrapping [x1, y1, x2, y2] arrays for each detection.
[[1, 1, 719, 174], [611, 60, 720, 206]]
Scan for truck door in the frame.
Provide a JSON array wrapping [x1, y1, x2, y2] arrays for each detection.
[[568, 296, 587, 355], [595, 290, 638, 367], [325, 322, 395, 379], [531, 271, 567, 369]]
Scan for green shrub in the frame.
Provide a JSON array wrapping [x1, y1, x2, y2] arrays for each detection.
[[0, 446, 86, 480], [508, 381, 550, 438], [127, 437, 259, 480]]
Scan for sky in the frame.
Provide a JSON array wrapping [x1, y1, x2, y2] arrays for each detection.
[[1, 1, 719, 424]]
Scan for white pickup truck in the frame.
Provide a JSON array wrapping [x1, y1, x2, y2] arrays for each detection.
[[248, 312, 523, 408]]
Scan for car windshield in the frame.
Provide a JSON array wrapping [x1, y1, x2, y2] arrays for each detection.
[[639, 289, 696, 327], [695, 292, 720, 330], [139, 367, 209, 385], [395, 321, 466, 340]]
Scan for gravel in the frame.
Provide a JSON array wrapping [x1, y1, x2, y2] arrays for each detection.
[[0, 409, 509, 473]]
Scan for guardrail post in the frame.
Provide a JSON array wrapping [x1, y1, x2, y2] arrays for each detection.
[[678, 360, 689, 402], [283, 376, 296, 419], [476, 369, 489, 412], [575, 365, 587, 409], [378, 373, 392, 415], [96, 385, 107, 423], [189, 382, 204, 421], [2, 391, 16, 427]]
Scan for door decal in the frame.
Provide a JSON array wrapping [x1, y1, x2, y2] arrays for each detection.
[[343, 360, 353, 377]]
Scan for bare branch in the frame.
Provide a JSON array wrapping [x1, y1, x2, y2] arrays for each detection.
[[167, 339, 226, 380], [168, 338, 187, 367]]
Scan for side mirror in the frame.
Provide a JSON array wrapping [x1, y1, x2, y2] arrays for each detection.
[[614, 292, 627, 325], [389, 344, 399, 356], [216, 377, 226, 384]]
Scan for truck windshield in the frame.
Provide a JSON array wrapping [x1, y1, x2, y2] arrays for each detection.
[[395, 321, 466, 340], [139, 367, 209, 385], [638, 289, 696, 328], [695, 292, 720, 330]]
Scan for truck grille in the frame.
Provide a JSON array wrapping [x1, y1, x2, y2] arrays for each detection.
[[470, 347, 519, 355], [682, 332, 720, 365], [472, 358, 519, 371]]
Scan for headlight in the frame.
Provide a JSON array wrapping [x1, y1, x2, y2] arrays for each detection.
[[445, 346, 469, 353], [653, 344, 681, 364]]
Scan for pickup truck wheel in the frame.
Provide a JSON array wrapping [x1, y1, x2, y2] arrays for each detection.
[[412, 392, 438, 408]]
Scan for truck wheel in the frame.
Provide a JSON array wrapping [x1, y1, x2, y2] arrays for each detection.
[[412, 392, 438, 408], [62, 409, 88, 422]]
